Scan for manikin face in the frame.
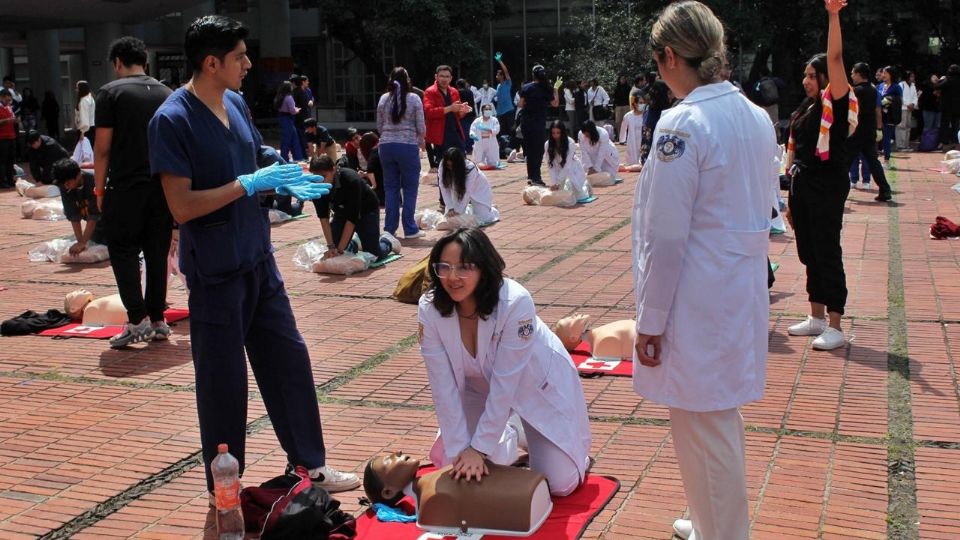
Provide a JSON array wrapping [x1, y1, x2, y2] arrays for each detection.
[[802, 64, 820, 99], [550, 127, 562, 141], [553, 313, 592, 351], [371, 451, 421, 501], [437, 242, 480, 304], [436, 70, 453, 90], [208, 40, 251, 91]]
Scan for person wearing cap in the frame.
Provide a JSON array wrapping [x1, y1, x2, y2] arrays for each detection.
[[303, 118, 337, 162], [26, 129, 69, 185], [52, 158, 107, 254], [518, 65, 560, 186]]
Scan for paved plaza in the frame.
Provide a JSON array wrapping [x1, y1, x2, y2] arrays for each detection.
[[0, 147, 958, 539]]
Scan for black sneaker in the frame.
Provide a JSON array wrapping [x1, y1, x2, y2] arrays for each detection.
[[875, 192, 893, 202]]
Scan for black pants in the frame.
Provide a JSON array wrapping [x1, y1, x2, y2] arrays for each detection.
[[499, 110, 516, 151], [940, 112, 960, 145], [522, 122, 546, 183], [789, 170, 849, 315], [103, 181, 173, 324], [849, 136, 891, 195], [0, 139, 15, 185]]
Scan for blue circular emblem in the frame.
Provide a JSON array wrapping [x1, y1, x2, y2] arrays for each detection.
[[656, 134, 686, 162]]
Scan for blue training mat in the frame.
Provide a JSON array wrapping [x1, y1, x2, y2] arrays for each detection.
[[577, 196, 599, 204], [369, 253, 404, 268]]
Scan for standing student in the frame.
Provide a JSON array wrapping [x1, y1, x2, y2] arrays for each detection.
[[632, 2, 778, 539], [75, 80, 96, 147], [469, 104, 501, 169], [493, 54, 514, 143], [613, 75, 632, 137], [545, 120, 589, 198], [275, 80, 302, 161], [586, 78, 610, 123], [847, 62, 892, 201], [41, 91, 60, 140], [898, 71, 918, 149], [456, 79, 478, 155], [877, 66, 903, 169], [291, 75, 312, 158], [94, 36, 175, 348], [424, 65, 470, 170], [148, 15, 359, 496], [418, 228, 591, 496], [438, 148, 499, 224], [578, 120, 619, 178], [518, 65, 560, 186], [376, 66, 427, 238], [574, 80, 589, 133], [0, 89, 16, 188], [784, 0, 857, 351], [619, 98, 645, 166], [562, 80, 578, 133]]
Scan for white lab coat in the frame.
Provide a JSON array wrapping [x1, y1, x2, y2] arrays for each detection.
[[631, 81, 776, 412], [619, 110, 645, 165], [478, 86, 497, 108], [75, 94, 95, 133], [578, 128, 619, 177], [543, 137, 589, 196], [72, 136, 94, 166], [419, 279, 592, 479], [470, 116, 501, 168], [438, 162, 499, 224]]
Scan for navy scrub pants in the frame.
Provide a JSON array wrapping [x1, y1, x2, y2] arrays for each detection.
[[189, 256, 326, 491]]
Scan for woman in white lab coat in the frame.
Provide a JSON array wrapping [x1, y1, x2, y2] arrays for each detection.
[[578, 120, 620, 178], [438, 148, 499, 224], [544, 120, 590, 199], [469, 104, 501, 169], [619, 98, 646, 166], [418, 228, 592, 496], [631, 2, 780, 539]]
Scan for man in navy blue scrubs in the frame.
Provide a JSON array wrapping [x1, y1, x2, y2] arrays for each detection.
[[148, 15, 360, 496]]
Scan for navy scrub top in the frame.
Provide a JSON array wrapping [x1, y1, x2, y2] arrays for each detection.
[[149, 88, 273, 289]]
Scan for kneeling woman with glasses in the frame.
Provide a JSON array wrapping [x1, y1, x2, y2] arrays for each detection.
[[418, 228, 592, 496]]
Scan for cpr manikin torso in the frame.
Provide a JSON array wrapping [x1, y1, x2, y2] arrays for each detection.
[[64, 290, 131, 326], [554, 313, 637, 359], [365, 452, 553, 537]]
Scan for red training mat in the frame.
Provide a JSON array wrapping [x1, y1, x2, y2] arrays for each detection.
[[355, 465, 620, 540], [37, 308, 190, 338], [571, 341, 633, 377]]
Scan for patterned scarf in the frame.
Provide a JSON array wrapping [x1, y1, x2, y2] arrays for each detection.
[[786, 83, 858, 171]]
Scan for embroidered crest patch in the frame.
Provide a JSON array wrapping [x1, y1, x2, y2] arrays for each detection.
[[656, 134, 686, 162], [517, 319, 534, 340]]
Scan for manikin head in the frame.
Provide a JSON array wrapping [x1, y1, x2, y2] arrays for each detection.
[[363, 451, 422, 506], [64, 289, 95, 319], [552, 312, 592, 351]]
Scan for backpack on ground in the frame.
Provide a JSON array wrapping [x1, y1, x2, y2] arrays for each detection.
[[919, 128, 940, 152], [392, 255, 431, 304]]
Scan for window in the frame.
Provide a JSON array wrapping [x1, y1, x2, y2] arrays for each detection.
[[330, 39, 395, 121]]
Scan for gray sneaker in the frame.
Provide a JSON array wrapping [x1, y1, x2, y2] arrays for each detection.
[[151, 320, 171, 341], [109, 318, 154, 349]]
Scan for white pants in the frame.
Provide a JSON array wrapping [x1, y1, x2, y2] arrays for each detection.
[[473, 135, 500, 167], [670, 407, 749, 540], [521, 417, 583, 496], [896, 109, 912, 149]]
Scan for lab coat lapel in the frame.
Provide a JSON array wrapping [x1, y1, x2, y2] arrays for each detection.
[[437, 313, 466, 390], [476, 306, 498, 371]]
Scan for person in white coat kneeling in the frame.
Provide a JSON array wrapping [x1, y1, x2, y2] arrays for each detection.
[[631, 2, 777, 539], [578, 120, 620, 178], [418, 228, 592, 496], [438, 148, 500, 225]]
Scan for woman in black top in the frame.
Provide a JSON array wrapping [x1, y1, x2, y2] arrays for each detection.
[[518, 65, 559, 186], [359, 132, 385, 207], [784, 0, 854, 351]]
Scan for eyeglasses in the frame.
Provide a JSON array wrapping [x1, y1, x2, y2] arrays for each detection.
[[432, 262, 479, 278]]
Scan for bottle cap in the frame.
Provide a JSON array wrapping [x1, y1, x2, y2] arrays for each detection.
[[218, 443, 228, 453]]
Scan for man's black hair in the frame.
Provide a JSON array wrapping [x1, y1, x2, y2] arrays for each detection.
[[108, 36, 148, 67], [309, 155, 335, 172], [183, 15, 249, 74], [52, 158, 81, 185], [2, 76, 13, 84], [852, 62, 872, 81], [26, 130, 41, 144], [303, 118, 317, 127]]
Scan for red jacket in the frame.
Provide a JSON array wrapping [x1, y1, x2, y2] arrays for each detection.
[[423, 83, 466, 146]]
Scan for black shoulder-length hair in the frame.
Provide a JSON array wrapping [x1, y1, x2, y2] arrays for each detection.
[[580, 119, 600, 145], [427, 228, 505, 319], [441, 147, 468, 201], [547, 119, 569, 168]]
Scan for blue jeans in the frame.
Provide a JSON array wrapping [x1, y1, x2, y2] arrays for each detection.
[[278, 115, 303, 161], [330, 211, 392, 260], [379, 142, 421, 236], [882, 124, 896, 161]]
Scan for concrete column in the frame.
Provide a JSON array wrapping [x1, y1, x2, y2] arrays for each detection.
[[26, 30, 61, 112], [257, 0, 294, 88], [0, 48, 14, 80], [84, 22, 123, 90]]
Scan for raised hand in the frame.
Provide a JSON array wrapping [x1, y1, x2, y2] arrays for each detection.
[[495, 52, 503, 62], [824, 0, 847, 14]]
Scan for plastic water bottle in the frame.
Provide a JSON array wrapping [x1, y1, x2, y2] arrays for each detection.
[[212, 443, 244, 540]]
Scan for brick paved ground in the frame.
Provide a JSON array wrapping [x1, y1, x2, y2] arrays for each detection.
[[0, 146, 958, 539]]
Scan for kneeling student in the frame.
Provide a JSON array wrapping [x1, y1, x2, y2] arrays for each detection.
[[544, 120, 590, 197], [311, 155, 399, 261], [579, 120, 619, 178], [469, 104, 501, 169], [438, 148, 499, 224], [52, 158, 106, 255]]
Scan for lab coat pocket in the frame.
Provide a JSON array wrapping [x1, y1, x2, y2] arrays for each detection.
[[717, 229, 769, 356]]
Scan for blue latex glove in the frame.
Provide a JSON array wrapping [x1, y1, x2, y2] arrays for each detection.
[[237, 163, 306, 196], [495, 52, 503, 62], [276, 180, 332, 200], [373, 503, 416, 523]]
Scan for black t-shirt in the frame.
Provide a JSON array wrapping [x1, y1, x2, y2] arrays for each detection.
[[292, 87, 310, 121], [365, 147, 385, 206], [313, 167, 380, 225], [790, 93, 852, 176], [613, 83, 631, 106], [60, 171, 101, 223], [95, 75, 172, 186], [520, 82, 552, 125], [29, 135, 69, 184], [851, 82, 878, 143], [304, 125, 335, 146], [458, 87, 477, 123]]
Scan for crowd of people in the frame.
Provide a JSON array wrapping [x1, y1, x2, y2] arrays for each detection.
[[3, 0, 956, 537]]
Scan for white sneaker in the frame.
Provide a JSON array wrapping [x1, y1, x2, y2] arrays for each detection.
[[380, 231, 401, 254], [673, 519, 696, 540], [812, 327, 846, 350], [507, 149, 518, 163], [404, 230, 427, 239], [308, 465, 361, 493], [787, 316, 827, 336]]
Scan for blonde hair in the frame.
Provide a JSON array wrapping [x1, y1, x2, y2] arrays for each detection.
[[650, 1, 726, 84]]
